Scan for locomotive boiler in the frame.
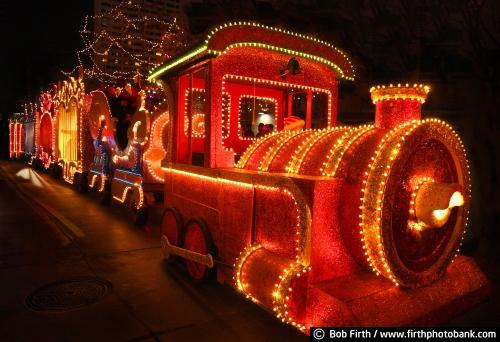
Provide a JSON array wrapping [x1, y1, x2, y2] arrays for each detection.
[[147, 22, 488, 331]]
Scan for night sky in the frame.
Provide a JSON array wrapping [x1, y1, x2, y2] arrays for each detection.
[[0, 1, 93, 116]]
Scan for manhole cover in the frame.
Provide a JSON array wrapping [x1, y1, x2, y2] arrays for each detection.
[[25, 277, 112, 312]]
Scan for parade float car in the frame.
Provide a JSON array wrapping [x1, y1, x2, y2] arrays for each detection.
[[32, 87, 57, 170], [145, 22, 489, 332], [9, 113, 24, 159], [86, 81, 169, 225], [52, 76, 93, 190], [20, 103, 37, 163]]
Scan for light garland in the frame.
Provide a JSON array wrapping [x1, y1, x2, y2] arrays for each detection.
[[222, 74, 332, 129], [232, 184, 309, 330], [205, 21, 354, 76], [238, 94, 278, 141], [99, 175, 107, 193], [258, 130, 310, 172], [148, 21, 355, 81], [235, 131, 289, 168], [233, 244, 263, 304], [34, 103, 39, 157], [89, 173, 98, 189], [144, 109, 170, 183], [359, 118, 471, 286], [183, 88, 206, 138], [370, 83, 430, 104], [212, 42, 346, 78], [38, 112, 54, 169], [147, 45, 207, 81], [286, 128, 342, 174], [272, 263, 310, 331], [68, 0, 187, 82], [221, 93, 231, 139], [359, 119, 418, 285], [112, 181, 144, 209], [9, 121, 24, 158], [321, 124, 373, 177], [54, 77, 86, 184]]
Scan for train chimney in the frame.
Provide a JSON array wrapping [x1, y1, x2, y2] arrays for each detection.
[[370, 83, 430, 129]]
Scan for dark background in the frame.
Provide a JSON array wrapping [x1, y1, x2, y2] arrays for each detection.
[[0, 0, 498, 260]]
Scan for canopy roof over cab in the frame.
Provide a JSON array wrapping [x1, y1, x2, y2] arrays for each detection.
[[147, 21, 355, 81]]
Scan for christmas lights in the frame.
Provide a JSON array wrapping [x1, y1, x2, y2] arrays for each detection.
[[321, 125, 373, 177], [204, 22, 355, 79], [67, 0, 187, 82], [144, 110, 170, 183], [112, 181, 144, 209], [148, 21, 355, 81], [237, 94, 278, 141], [359, 118, 471, 286], [370, 83, 430, 104]]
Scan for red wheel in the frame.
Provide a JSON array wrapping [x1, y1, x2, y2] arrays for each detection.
[[160, 208, 183, 262], [183, 219, 215, 283]]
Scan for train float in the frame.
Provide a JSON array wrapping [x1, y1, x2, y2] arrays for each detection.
[[85, 81, 167, 224], [150, 22, 489, 330], [8, 113, 24, 159], [10, 22, 489, 332]]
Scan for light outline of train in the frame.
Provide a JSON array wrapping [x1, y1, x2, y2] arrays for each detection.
[[144, 21, 485, 331], [10, 21, 488, 332]]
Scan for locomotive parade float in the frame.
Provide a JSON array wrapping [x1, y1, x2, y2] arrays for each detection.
[[10, 22, 489, 332]]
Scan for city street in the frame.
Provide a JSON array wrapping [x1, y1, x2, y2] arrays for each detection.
[[0, 161, 306, 341]]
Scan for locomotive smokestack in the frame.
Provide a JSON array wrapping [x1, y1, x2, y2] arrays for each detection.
[[370, 83, 430, 129]]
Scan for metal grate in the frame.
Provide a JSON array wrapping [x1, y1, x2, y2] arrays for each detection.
[[25, 277, 112, 312]]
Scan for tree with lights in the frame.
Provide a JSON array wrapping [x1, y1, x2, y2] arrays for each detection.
[[70, 0, 188, 83]]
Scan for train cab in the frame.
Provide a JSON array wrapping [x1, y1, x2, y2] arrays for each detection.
[[149, 22, 354, 169]]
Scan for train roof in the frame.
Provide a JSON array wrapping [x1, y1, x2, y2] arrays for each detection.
[[147, 21, 355, 81]]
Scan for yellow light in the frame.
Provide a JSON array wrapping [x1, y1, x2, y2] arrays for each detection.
[[432, 208, 449, 222], [449, 191, 464, 207]]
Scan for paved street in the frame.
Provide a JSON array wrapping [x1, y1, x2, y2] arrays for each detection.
[[0, 161, 306, 342], [0, 160, 498, 341]]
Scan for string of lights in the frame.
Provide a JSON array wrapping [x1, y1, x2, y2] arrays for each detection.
[[64, 0, 187, 83]]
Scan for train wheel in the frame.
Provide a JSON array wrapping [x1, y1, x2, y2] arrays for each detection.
[[182, 219, 215, 283], [160, 208, 183, 262], [127, 195, 148, 226]]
